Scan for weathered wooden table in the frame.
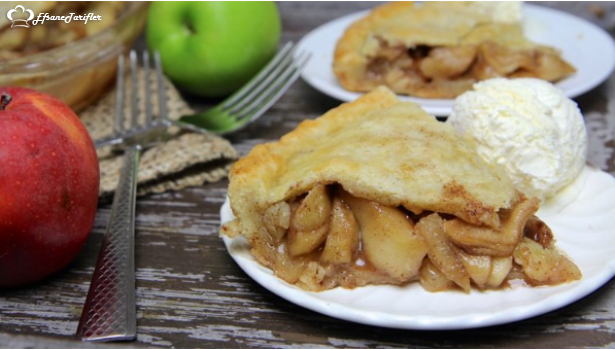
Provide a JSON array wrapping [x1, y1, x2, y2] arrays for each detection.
[[3, 2, 615, 348]]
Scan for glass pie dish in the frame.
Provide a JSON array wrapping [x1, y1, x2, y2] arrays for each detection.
[[0, 2, 148, 111]]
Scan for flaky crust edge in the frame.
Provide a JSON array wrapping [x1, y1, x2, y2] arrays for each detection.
[[332, 2, 416, 92]]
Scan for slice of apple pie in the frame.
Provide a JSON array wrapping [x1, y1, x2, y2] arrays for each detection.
[[333, 2, 575, 99], [222, 86, 580, 292]]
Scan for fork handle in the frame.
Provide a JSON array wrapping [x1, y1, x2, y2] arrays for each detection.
[[77, 146, 141, 342]]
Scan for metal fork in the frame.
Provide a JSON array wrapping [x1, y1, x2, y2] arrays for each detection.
[[181, 41, 311, 134], [76, 50, 170, 342], [76, 43, 309, 342]]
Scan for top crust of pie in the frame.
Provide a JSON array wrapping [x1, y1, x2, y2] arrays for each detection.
[[340, 2, 514, 49], [228, 86, 517, 238]]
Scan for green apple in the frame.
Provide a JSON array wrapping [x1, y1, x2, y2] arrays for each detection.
[[146, 1, 281, 97]]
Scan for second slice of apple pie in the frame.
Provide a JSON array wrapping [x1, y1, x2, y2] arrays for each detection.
[[222, 86, 580, 292], [333, 2, 575, 99]]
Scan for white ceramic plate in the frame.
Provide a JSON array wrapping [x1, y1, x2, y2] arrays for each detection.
[[295, 5, 615, 116], [221, 167, 615, 330]]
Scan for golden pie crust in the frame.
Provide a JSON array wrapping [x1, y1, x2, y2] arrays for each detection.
[[223, 87, 581, 292], [333, 2, 576, 98]]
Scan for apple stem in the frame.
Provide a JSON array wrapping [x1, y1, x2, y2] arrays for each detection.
[[0, 93, 12, 111]]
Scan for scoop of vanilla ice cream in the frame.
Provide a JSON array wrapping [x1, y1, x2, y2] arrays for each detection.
[[470, 1, 523, 23], [447, 78, 587, 202]]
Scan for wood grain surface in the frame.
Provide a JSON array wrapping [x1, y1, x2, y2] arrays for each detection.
[[2, 2, 615, 348]]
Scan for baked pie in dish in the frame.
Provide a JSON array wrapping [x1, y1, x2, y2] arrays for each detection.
[[333, 2, 576, 98], [222, 86, 580, 292]]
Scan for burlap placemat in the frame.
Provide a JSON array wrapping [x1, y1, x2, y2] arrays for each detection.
[[79, 67, 238, 199]]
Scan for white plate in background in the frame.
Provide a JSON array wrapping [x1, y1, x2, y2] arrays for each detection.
[[221, 167, 615, 330], [295, 5, 615, 116]]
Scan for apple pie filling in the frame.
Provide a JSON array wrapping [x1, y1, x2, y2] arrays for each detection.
[[248, 183, 581, 292], [362, 36, 575, 99]]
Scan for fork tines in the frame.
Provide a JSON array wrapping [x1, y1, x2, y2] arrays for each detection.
[[223, 42, 311, 126], [96, 50, 171, 149]]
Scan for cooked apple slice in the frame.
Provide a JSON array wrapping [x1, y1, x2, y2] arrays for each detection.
[[416, 213, 471, 292], [291, 184, 332, 232], [287, 223, 329, 256], [486, 256, 513, 288], [444, 197, 539, 256], [321, 197, 360, 265], [524, 215, 554, 248], [263, 201, 291, 241], [419, 258, 457, 292], [513, 237, 582, 285], [287, 184, 333, 256], [480, 42, 535, 75], [419, 46, 477, 79], [342, 191, 427, 281], [251, 240, 311, 284], [458, 250, 492, 288], [525, 49, 576, 81]]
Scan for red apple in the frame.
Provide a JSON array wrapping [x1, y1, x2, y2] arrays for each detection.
[[0, 87, 99, 288]]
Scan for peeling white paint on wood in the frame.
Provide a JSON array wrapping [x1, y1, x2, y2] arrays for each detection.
[[3, 2, 615, 348]]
